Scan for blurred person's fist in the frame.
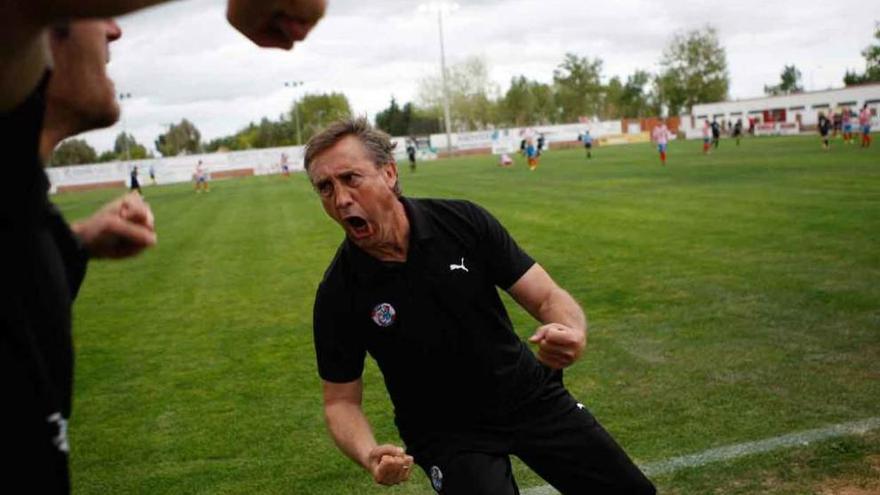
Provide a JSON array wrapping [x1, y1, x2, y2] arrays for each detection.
[[227, 0, 326, 49]]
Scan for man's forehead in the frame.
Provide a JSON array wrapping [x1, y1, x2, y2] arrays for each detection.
[[310, 140, 373, 177]]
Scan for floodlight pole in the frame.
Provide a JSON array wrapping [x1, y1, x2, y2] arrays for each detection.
[[118, 92, 132, 161], [284, 81, 304, 145], [437, 9, 453, 154]]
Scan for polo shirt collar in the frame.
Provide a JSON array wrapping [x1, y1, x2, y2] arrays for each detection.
[[401, 196, 434, 243]]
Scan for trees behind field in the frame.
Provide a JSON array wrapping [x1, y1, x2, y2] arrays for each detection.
[[296, 92, 353, 140], [498, 76, 557, 126], [655, 26, 730, 116], [417, 56, 499, 131], [406, 53, 660, 133], [156, 119, 202, 157], [764, 65, 804, 96], [204, 92, 352, 152], [162, 27, 731, 153], [844, 22, 880, 86], [374, 97, 441, 136], [554, 54, 604, 123], [49, 139, 98, 166], [105, 132, 151, 161]]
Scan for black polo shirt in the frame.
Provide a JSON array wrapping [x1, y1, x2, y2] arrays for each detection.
[[314, 197, 558, 441]]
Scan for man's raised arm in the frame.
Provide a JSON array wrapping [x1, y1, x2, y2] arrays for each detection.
[[507, 263, 588, 369]]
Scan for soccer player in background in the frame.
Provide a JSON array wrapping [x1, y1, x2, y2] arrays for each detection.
[[194, 160, 210, 193], [711, 119, 721, 149], [130, 165, 142, 194], [582, 129, 593, 159], [702, 120, 711, 154], [842, 108, 853, 144], [733, 118, 743, 146], [280, 152, 291, 177], [818, 112, 831, 151], [306, 118, 656, 495], [526, 138, 539, 170], [406, 138, 417, 172], [652, 119, 672, 166], [832, 109, 842, 140], [860, 104, 873, 148]]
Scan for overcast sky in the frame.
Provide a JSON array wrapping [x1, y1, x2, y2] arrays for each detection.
[[78, 0, 880, 153]]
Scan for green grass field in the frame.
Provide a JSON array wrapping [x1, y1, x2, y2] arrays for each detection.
[[56, 135, 880, 494]]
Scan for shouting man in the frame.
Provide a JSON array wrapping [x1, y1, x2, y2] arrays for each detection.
[[307, 118, 655, 494]]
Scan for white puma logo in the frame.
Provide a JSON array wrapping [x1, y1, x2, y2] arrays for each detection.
[[449, 257, 469, 272]]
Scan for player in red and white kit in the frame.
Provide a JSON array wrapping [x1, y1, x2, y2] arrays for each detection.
[[859, 104, 873, 148], [651, 119, 673, 166]]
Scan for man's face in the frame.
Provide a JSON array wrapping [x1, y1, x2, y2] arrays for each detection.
[[48, 19, 122, 132], [308, 136, 400, 251]]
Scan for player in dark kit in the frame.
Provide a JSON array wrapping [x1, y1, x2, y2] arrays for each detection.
[[406, 138, 417, 172], [733, 119, 743, 146], [818, 113, 832, 150], [711, 119, 721, 149], [130, 166, 142, 194], [306, 118, 655, 494]]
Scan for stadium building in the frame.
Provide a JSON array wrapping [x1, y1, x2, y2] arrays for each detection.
[[682, 83, 880, 137]]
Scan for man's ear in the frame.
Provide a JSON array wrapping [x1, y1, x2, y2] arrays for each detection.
[[382, 161, 398, 189]]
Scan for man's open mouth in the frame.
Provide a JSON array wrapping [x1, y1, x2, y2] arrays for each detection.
[[344, 216, 371, 238]]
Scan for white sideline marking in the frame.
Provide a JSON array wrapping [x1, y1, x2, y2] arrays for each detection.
[[521, 417, 880, 495]]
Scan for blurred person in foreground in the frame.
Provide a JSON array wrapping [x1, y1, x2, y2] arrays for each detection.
[[0, 1, 326, 492], [307, 118, 656, 494]]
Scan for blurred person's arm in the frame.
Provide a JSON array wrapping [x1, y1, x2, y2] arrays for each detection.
[[70, 192, 157, 260], [322, 379, 413, 486]]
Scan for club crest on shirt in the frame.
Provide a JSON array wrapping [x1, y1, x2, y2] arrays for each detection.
[[430, 465, 443, 492], [370, 302, 397, 327]]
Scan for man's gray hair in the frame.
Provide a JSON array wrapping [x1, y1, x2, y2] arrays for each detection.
[[304, 117, 401, 196]]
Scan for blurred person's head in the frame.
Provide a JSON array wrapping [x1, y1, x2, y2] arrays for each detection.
[[41, 19, 122, 161]]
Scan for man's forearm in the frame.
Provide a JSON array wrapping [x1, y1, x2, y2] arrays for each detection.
[[537, 287, 587, 333], [324, 401, 378, 471]]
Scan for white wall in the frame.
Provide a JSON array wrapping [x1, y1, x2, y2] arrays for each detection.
[[48, 119, 629, 193], [429, 120, 623, 154], [47, 145, 306, 194], [690, 83, 880, 127]]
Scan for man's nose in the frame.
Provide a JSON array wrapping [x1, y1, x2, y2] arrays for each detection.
[[334, 187, 353, 209]]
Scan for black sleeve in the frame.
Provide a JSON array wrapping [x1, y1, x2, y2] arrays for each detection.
[[46, 205, 89, 300], [467, 202, 535, 290], [313, 284, 366, 383]]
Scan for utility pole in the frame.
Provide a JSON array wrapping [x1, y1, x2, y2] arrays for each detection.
[[419, 2, 458, 155], [118, 92, 133, 161], [284, 81, 304, 145], [437, 8, 453, 154]]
